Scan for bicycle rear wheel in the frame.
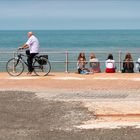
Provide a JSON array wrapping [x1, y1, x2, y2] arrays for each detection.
[[33, 60, 51, 76], [6, 58, 24, 76]]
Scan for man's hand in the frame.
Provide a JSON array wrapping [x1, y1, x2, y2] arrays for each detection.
[[18, 46, 23, 50]]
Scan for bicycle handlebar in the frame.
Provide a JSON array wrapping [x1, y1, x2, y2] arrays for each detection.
[[16, 47, 26, 57]]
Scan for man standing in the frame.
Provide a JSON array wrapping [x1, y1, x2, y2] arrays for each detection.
[[20, 32, 40, 74]]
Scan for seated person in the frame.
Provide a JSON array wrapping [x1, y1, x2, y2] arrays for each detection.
[[89, 52, 101, 73], [77, 52, 90, 74], [122, 53, 134, 73], [136, 58, 140, 73], [105, 53, 116, 73]]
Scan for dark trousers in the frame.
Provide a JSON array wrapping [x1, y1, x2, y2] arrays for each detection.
[[26, 50, 38, 72]]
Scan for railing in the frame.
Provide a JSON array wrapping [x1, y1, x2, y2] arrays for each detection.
[[0, 51, 140, 72]]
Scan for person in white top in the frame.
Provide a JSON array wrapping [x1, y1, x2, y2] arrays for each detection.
[[105, 53, 116, 73], [136, 57, 140, 72], [19, 32, 40, 74]]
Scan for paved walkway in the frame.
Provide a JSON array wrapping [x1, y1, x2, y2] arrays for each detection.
[[0, 72, 140, 90], [0, 72, 140, 130]]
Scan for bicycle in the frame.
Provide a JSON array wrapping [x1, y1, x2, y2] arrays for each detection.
[[6, 49, 51, 76]]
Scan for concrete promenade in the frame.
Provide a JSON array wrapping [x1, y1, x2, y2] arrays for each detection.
[[0, 72, 140, 139], [0, 72, 140, 90]]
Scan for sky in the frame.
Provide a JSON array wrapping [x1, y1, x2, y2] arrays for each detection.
[[0, 0, 140, 30]]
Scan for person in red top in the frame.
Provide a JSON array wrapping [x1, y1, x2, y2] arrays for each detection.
[[105, 53, 116, 73]]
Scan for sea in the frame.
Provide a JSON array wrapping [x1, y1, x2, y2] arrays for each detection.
[[0, 30, 140, 72]]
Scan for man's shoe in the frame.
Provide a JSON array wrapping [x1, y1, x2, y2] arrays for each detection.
[[26, 71, 32, 75]]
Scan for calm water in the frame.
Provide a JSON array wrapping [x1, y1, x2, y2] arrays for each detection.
[[0, 30, 140, 72], [0, 30, 140, 51]]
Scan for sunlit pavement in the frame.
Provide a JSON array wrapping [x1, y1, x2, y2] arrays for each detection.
[[0, 72, 140, 139]]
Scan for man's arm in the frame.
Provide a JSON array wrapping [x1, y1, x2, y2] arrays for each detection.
[[22, 44, 29, 49], [19, 44, 29, 50]]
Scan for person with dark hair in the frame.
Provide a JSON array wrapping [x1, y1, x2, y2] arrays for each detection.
[[105, 53, 116, 73], [122, 53, 134, 73], [77, 52, 90, 74]]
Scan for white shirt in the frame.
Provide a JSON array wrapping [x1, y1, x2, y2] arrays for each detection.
[[105, 59, 115, 69], [26, 35, 39, 53]]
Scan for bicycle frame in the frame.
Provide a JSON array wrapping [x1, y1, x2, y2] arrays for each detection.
[[16, 51, 41, 70], [16, 53, 29, 68]]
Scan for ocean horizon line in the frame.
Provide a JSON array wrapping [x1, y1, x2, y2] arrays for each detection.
[[1, 29, 140, 31]]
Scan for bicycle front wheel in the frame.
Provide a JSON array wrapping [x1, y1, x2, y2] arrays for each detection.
[[6, 58, 24, 76], [33, 60, 51, 76]]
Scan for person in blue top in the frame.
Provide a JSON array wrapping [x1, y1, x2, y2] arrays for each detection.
[[19, 32, 40, 74]]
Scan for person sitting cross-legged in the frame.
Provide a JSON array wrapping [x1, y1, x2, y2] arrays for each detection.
[[77, 52, 90, 74]]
